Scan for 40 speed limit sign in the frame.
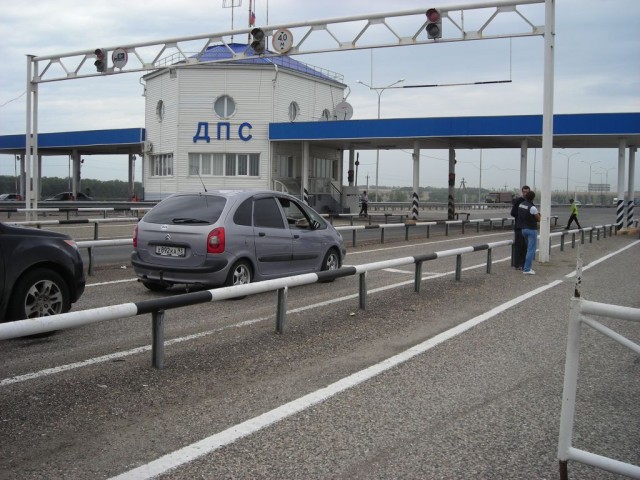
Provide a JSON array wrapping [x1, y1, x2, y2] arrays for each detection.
[[272, 28, 293, 54]]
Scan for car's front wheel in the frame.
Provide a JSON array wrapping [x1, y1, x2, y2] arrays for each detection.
[[320, 248, 340, 282], [8, 269, 71, 320], [226, 260, 252, 287]]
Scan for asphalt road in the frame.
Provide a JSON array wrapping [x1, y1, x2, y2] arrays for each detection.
[[0, 208, 638, 479]]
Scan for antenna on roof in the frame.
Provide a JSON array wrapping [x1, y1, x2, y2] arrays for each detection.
[[222, 0, 242, 42]]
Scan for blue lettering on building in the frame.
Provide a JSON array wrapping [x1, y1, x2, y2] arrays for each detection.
[[192, 122, 253, 143]]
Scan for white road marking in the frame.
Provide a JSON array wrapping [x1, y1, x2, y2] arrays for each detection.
[[1, 240, 576, 387], [110, 278, 566, 480], [383, 268, 413, 274]]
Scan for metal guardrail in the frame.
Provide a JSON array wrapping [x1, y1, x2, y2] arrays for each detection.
[[558, 273, 640, 478], [0, 224, 620, 367], [0, 238, 514, 367]]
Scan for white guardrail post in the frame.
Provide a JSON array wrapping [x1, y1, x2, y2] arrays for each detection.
[[558, 297, 640, 479], [558, 244, 640, 479]]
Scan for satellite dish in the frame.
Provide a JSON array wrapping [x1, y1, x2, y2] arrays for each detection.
[[334, 101, 354, 120]]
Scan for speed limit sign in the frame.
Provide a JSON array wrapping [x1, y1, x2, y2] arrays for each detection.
[[272, 28, 293, 54]]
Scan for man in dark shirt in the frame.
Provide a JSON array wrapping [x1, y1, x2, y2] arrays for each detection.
[[510, 185, 530, 269], [518, 190, 541, 274]]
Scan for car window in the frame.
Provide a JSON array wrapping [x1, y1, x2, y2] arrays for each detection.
[[278, 197, 312, 229], [144, 195, 227, 224], [233, 198, 253, 226], [253, 197, 285, 229]]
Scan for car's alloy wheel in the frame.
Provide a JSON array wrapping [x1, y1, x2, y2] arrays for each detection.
[[322, 249, 340, 271], [9, 269, 70, 320], [227, 260, 252, 286]]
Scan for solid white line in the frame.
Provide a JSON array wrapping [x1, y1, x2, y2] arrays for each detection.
[[110, 278, 564, 480]]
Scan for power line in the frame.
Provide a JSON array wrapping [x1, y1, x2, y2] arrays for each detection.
[[0, 91, 26, 108]]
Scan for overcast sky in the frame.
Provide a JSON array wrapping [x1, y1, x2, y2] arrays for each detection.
[[0, 0, 638, 195]]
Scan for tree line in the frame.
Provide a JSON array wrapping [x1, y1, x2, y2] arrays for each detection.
[[0, 176, 143, 201]]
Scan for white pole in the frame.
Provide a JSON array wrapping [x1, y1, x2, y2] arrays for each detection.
[[616, 139, 626, 230], [520, 139, 528, 188], [539, 0, 555, 263]]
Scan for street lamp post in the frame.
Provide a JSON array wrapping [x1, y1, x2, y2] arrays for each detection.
[[580, 159, 600, 193], [357, 78, 404, 201], [558, 151, 580, 194], [596, 166, 615, 204]]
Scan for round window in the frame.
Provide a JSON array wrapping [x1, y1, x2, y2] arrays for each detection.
[[156, 100, 165, 121], [214, 95, 236, 118], [289, 101, 300, 122]]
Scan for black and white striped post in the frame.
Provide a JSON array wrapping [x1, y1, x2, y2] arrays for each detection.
[[616, 199, 625, 231]]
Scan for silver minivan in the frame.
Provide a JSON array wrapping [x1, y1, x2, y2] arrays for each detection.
[[131, 190, 346, 291]]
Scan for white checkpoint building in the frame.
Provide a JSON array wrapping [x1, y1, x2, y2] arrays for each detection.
[[142, 43, 349, 213]]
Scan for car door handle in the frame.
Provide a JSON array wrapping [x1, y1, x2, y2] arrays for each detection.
[[258, 232, 266, 237]]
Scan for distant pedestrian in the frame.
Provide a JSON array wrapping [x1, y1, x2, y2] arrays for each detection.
[[359, 190, 369, 217], [517, 190, 541, 275], [510, 185, 530, 270], [565, 198, 582, 229]]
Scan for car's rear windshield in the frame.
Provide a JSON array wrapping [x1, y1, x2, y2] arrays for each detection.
[[143, 195, 227, 225]]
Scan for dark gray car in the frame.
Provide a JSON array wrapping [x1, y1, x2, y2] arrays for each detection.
[[131, 190, 346, 291]]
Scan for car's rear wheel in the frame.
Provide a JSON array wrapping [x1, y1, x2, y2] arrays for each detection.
[[226, 260, 252, 287], [142, 281, 167, 292], [8, 269, 70, 320]]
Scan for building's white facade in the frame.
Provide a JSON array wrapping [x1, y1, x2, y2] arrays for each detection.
[[142, 47, 347, 212]]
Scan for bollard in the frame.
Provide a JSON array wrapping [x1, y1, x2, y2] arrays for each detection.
[[276, 286, 288, 333], [87, 247, 95, 276], [352, 230, 357, 248], [152, 310, 165, 369], [426, 225, 431, 238], [560, 233, 565, 251], [414, 262, 423, 293], [571, 233, 576, 249], [580, 230, 585, 244], [359, 272, 367, 310], [381, 228, 385, 244], [487, 248, 492, 274], [455, 254, 462, 281], [93, 222, 99, 240], [445, 223, 450, 236], [462, 221, 466, 234]]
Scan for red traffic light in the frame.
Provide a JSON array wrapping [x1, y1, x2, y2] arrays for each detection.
[[94, 48, 107, 72], [426, 8, 440, 23]]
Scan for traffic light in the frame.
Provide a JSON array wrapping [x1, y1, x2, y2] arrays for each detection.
[[250, 28, 266, 54], [425, 8, 442, 39], [94, 48, 107, 72]]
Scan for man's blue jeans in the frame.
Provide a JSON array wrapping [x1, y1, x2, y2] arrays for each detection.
[[521, 228, 538, 272]]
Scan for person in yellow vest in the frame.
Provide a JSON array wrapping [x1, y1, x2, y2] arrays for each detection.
[[565, 198, 582, 229]]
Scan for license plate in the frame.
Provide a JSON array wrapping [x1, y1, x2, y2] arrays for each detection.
[[155, 245, 185, 257]]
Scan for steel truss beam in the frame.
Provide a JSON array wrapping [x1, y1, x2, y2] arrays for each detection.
[[31, 0, 544, 84]]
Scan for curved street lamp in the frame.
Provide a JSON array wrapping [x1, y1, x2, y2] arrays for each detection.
[[356, 78, 405, 201], [558, 151, 580, 193]]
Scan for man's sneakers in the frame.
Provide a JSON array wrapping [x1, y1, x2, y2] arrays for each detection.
[[523, 269, 536, 275]]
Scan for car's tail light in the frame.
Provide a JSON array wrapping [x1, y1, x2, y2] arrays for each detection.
[[63, 239, 78, 250], [133, 224, 138, 249], [207, 227, 225, 254]]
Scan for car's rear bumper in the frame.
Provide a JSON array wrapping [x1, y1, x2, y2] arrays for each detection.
[[130, 252, 229, 286]]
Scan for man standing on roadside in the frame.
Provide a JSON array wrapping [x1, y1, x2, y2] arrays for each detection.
[[510, 185, 530, 270], [518, 190, 541, 275], [565, 198, 582, 230]]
